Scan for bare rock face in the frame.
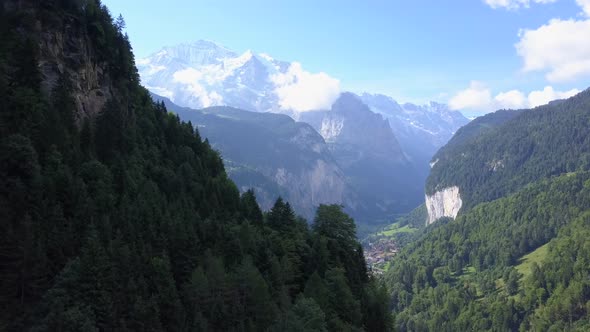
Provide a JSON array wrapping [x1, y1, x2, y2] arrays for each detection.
[[38, 19, 113, 121], [4, 0, 115, 121], [425, 186, 462, 224], [272, 159, 349, 218]]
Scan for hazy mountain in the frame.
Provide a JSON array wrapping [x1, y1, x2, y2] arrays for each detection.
[[152, 93, 355, 219], [300, 93, 425, 219], [155, 93, 426, 223], [358, 93, 469, 164]]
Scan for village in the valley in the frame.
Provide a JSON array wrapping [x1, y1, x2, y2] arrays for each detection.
[[364, 238, 399, 275]]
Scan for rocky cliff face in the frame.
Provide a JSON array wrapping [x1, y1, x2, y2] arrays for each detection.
[[425, 186, 462, 224], [39, 25, 113, 120], [272, 159, 350, 215], [301, 93, 406, 162], [5, 0, 115, 121]]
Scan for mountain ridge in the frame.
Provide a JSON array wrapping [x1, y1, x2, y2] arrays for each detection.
[[425, 88, 590, 222], [152, 92, 355, 219]]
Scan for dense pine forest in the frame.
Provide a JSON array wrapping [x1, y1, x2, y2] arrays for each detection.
[[0, 1, 390, 331]]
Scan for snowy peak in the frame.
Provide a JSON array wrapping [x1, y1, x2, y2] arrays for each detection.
[[358, 93, 469, 161], [359, 92, 403, 116], [138, 41, 286, 111], [160, 40, 237, 66]]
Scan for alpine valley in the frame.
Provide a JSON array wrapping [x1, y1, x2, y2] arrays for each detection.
[[140, 40, 469, 224], [3, 0, 590, 331]]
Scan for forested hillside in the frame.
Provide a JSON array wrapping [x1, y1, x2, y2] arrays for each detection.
[[0, 1, 389, 331], [427, 90, 590, 209], [386, 88, 590, 331], [387, 171, 590, 330], [431, 109, 520, 161]]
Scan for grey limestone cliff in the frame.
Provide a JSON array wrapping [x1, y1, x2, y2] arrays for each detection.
[[425, 186, 462, 224]]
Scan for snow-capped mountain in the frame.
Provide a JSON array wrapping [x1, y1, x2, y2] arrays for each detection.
[[138, 41, 467, 147], [138, 40, 292, 112], [358, 93, 469, 163], [359, 93, 469, 148]]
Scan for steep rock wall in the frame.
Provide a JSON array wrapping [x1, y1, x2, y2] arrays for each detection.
[[425, 186, 462, 224], [38, 18, 113, 120]]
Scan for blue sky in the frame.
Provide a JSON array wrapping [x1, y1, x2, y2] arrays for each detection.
[[102, 0, 589, 115]]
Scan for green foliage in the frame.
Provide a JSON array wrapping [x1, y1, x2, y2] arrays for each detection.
[[515, 242, 549, 279], [271, 297, 328, 332], [427, 90, 590, 210], [396, 87, 590, 331], [0, 2, 390, 331], [378, 224, 417, 237], [396, 203, 428, 229], [385, 172, 590, 330]]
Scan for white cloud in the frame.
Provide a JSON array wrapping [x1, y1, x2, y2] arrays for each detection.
[[577, 0, 590, 16], [172, 68, 223, 107], [448, 81, 493, 111], [182, 82, 224, 108], [494, 89, 527, 109], [136, 58, 150, 66], [449, 82, 580, 113], [270, 62, 341, 112], [484, 0, 557, 10], [516, 18, 590, 82], [173, 68, 204, 84], [527, 86, 580, 107], [146, 85, 174, 100]]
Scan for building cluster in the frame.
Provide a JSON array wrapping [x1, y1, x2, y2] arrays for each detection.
[[364, 238, 399, 275]]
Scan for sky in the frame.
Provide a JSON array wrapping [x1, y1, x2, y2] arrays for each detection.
[[102, 0, 590, 116]]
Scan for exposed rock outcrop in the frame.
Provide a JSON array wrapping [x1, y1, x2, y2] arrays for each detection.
[[425, 186, 462, 224], [38, 18, 113, 120], [271, 159, 349, 217], [5, 0, 115, 121]]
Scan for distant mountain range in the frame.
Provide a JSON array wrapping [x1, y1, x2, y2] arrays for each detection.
[[141, 40, 469, 222], [138, 40, 286, 112]]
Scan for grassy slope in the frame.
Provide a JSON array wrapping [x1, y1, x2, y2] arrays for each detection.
[[515, 242, 549, 279], [378, 223, 418, 236]]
